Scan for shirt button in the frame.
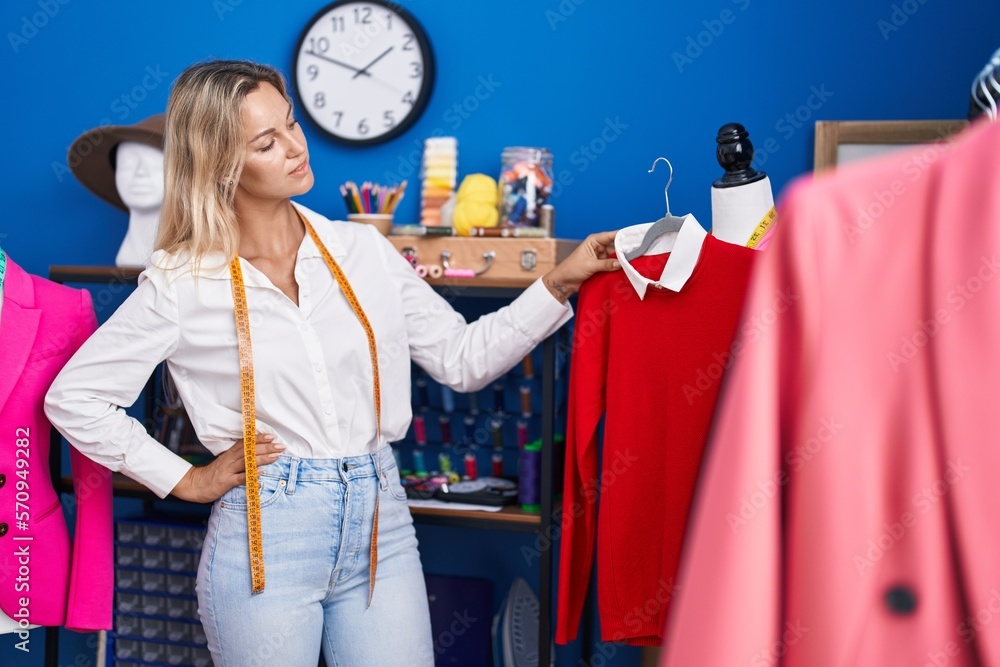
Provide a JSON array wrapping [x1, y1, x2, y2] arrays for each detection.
[[300, 323, 309, 332], [324, 406, 333, 416], [884, 585, 917, 615], [313, 364, 322, 373]]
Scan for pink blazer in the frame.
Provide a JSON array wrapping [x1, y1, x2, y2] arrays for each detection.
[[0, 258, 112, 632], [662, 119, 1000, 666]]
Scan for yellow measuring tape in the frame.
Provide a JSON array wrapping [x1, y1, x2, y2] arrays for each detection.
[[746, 206, 777, 249], [229, 210, 382, 602]]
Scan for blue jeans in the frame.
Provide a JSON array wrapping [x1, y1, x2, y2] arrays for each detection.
[[195, 447, 434, 666]]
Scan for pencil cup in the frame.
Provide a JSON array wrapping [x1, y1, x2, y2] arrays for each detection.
[[348, 213, 394, 236]]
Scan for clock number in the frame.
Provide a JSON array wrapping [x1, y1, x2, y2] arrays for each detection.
[[308, 36, 330, 53], [409, 62, 422, 78], [402, 33, 415, 51], [402, 91, 415, 105], [384, 12, 393, 30], [354, 6, 372, 24], [358, 118, 369, 135], [383, 110, 395, 128], [331, 15, 345, 31], [333, 111, 343, 128], [314, 92, 326, 108], [307, 64, 319, 81]]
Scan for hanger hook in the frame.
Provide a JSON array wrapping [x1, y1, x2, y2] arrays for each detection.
[[972, 48, 1000, 121], [648, 157, 674, 216]]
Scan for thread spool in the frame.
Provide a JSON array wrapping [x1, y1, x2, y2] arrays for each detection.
[[438, 452, 453, 473], [523, 354, 534, 380], [520, 384, 532, 417], [490, 418, 503, 449], [443, 268, 475, 278], [441, 385, 455, 413], [468, 391, 480, 415], [517, 419, 528, 450], [493, 382, 505, 413], [415, 264, 429, 278], [416, 377, 429, 410], [518, 442, 542, 512], [413, 415, 427, 446], [463, 415, 476, 444], [439, 414, 452, 446], [492, 451, 504, 477], [413, 448, 427, 474], [428, 264, 444, 279], [539, 204, 555, 237], [464, 452, 478, 480]]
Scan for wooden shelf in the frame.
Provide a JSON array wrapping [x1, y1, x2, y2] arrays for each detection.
[[49, 265, 142, 284]]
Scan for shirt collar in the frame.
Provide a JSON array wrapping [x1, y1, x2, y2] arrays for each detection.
[[614, 214, 708, 299]]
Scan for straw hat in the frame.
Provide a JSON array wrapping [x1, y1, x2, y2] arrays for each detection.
[[67, 113, 165, 211]]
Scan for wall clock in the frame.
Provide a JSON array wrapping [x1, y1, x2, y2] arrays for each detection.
[[293, 0, 436, 146]]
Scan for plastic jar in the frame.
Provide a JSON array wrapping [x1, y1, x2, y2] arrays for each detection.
[[498, 147, 553, 227]]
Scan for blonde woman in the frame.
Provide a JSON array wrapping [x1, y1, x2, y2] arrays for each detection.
[[46, 59, 619, 665]]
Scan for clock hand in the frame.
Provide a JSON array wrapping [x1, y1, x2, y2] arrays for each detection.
[[305, 50, 371, 77], [352, 46, 394, 79]]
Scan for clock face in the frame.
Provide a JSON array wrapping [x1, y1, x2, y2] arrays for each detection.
[[293, 0, 435, 146]]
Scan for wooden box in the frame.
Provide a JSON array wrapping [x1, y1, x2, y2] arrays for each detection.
[[388, 236, 580, 288]]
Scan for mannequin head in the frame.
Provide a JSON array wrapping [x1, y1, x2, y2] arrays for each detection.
[[114, 141, 164, 213]]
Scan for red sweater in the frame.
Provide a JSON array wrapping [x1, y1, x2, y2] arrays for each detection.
[[556, 235, 756, 646]]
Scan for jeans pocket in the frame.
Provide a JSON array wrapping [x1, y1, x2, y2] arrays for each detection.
[[384, 462, 409, 502], [219, 475, 286, 512]]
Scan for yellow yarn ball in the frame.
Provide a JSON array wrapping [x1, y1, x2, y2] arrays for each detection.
[[456, 174, 498, 204], [454, 201, 499, 236]]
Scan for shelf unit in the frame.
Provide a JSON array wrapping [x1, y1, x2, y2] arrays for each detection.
[[46, 265, 566, 667]]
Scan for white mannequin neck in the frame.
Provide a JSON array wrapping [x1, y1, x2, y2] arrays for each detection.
[[710, 176, 775, 247], [116, 208, 161, 267]]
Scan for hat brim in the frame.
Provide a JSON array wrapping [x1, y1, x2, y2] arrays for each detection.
[[68, 114, 165, 212]]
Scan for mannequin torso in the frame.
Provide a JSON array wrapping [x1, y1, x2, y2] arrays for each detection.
[[710, 176, 775, 247]]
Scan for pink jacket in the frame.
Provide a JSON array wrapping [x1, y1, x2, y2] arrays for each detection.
[[662, 119, 1000, 666], [0, 258, 112, 631]]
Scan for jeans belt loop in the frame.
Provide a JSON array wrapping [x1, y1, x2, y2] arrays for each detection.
[[285, 457, 300, 494]]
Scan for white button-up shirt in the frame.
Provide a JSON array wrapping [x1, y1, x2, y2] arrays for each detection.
[[45, 202, 573, 498]]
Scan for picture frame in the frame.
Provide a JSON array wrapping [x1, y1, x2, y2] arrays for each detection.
[[813, 120, 968, 173]]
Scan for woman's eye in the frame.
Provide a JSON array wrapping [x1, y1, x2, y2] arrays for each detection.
[[259, 141, 275, 152]]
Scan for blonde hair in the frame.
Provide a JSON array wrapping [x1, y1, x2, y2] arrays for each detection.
[[156, 60, 292, 264]]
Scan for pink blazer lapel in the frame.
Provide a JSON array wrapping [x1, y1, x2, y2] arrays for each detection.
[[0, 260, 41, 414]]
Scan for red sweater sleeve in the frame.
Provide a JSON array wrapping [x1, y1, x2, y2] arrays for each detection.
[[556, 275, 611, 644]]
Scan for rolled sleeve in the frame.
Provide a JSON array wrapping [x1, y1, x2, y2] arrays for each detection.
[[508, 277, 574, 343]]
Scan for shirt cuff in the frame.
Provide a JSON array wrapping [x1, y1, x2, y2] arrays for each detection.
[[510, 278, 575, 342], [120, 437, 194, 499]]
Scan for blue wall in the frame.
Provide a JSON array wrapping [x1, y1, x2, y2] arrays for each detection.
[[3, 1, 999, 665]]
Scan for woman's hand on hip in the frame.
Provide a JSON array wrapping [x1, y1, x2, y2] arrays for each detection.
[[169, 433, 285, 503], [541, 230, 620, 303]]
